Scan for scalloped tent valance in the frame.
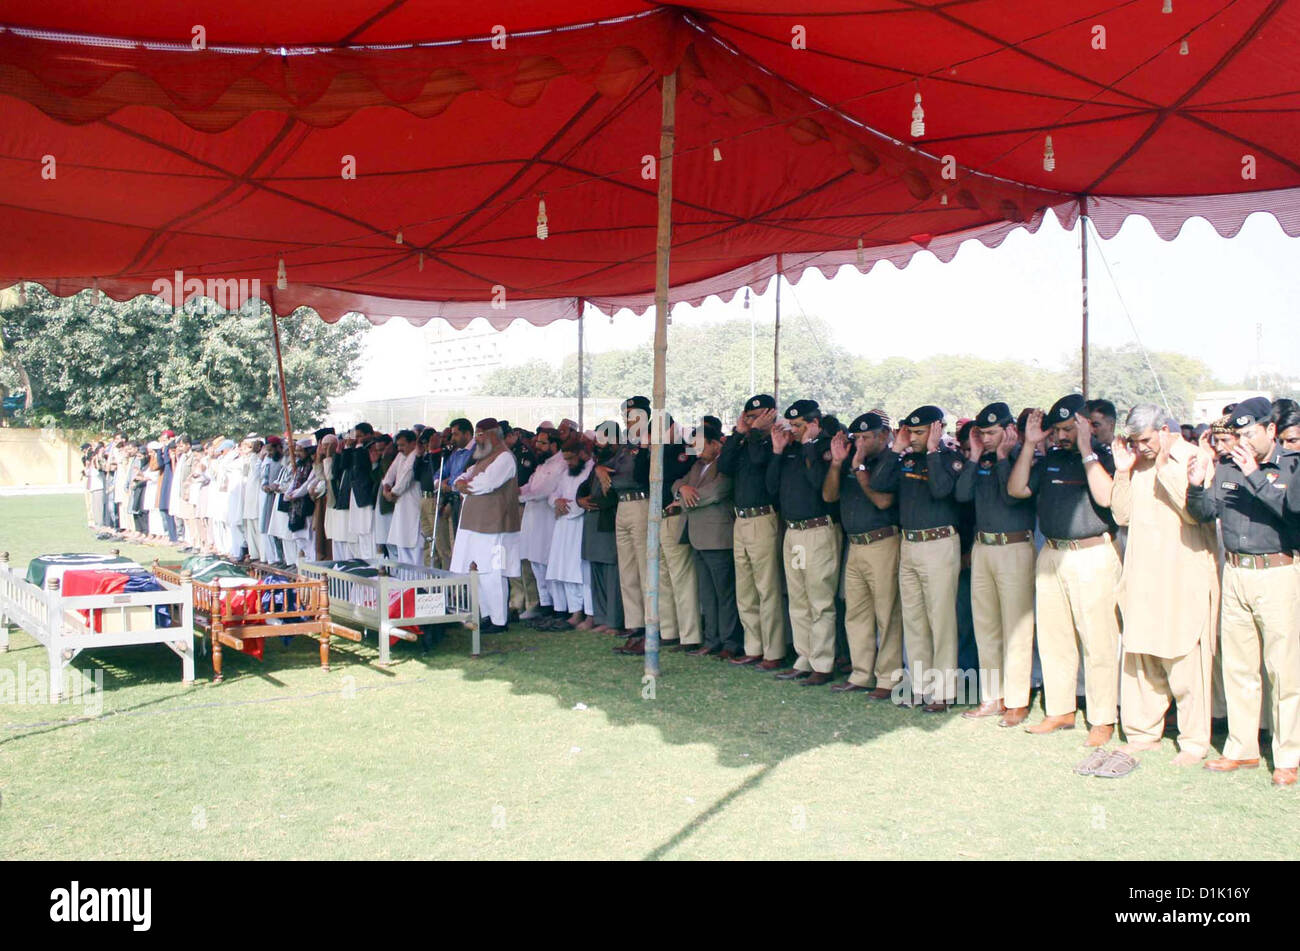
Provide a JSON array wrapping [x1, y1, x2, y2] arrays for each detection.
[[2, 1, 1298, 325]]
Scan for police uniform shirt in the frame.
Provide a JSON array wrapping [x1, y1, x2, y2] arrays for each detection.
[[718, 430, 777, 510], [837, 453, 899, 534], [871, 448, 963, 531], [416, 453, 438, 493], [662, 442, 695, 508], [954, 447, 1036, 534], [1027, 442, 1116, 540], [514, 445, 537, 488], [1188, 448, 1298, 554], [609, 444, 650, 493], [765, 439, 831, 523]]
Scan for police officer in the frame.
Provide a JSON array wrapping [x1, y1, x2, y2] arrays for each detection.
[[767, 399, 841, 685], [954, 402, 1036, 726], [872, 405, 964, 711], [1008, 394, 1120, 747], [607, 396, 652, 654], [823, 411, 903, 698], [1189, 396, 1300, 787], [658, 415, 701, 650], [719, 394, 786, 669]]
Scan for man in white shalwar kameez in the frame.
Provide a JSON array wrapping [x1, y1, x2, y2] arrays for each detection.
[[382, 430, 424, 565], [226, 439, 253, 559], [545, 438, 594, 625], [450, 419, 521, 632], [241, 438, 265, 561], [517, 429, 567, 620]]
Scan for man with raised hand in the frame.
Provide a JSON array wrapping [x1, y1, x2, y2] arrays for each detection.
[[1008, 394, 1120, 747], [450, 418, 522, 634]]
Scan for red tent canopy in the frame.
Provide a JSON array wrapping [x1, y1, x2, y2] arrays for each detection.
[[1, 1, 1297, 324]]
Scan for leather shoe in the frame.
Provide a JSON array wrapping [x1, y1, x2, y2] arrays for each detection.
[[1272, 767, 1298, 787], [1026, 713, 1076, 735], [615, 637, 645, 656], [921, 701, 950, 713], [719, 649, 739, 660], [729, 654, 762, 666], [799, 672, 833, 686], [773, 669, 811, 681], [1084, 724, 1114, 747], [830, 683, 868, 694], [686, 646, 718, 656], [866, 687, 893, 701], [756, 659, 785, 671], [1204, 756, 1260, 772], [961, 699, 1006, 720], [998, 706, 1029, 728]]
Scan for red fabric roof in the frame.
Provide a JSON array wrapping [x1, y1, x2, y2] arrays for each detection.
[[1, 2, 1297, 324]]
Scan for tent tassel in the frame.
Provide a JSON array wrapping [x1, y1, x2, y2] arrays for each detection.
[[1043, 135, 1056, 172], [276, 257, 287, 290], [1179, 38, 1189, 55], [856, 237, 864, 266], [910, 90, 925, 138], [395, 229, 403, 245], [1162, 0, 1172, 12], [712, 142, 722, 162], [536, 197, 549, 241], [418, 251, 424, 271]]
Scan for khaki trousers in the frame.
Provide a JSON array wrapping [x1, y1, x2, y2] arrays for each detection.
[[433, 503, 456, 570], [899, 534, 961, 702], [1035, 541, 1122, 724], [842, 534, 904, 688], [1219, 561, 1300, 768], [971, 540, 1036, 707], [615, 498, 649, 630], [734, 513, 785, 660], [659, 513, 701, 644], [783, 523, 842, 674], [1120, 641, 1212, 756], [419, 496, 437, 566]]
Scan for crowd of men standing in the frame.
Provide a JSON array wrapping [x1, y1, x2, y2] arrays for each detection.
[[82, 392, 1300, 786]]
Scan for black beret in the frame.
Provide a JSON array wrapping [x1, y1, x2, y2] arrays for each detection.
[[621, 395, 651, 413], [974, 402, 1013, 427], [784, 399, 821, 420], [744, 394, 777, 411], [902, 405, 943, 427], [1229, 397, 1273, 430], [313, 427, 336, 442], [848, 412, 889, 434], [1047, 394, 1086, 425]]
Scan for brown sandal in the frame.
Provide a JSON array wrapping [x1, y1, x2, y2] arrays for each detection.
[[1093, 749, 1140, 779]]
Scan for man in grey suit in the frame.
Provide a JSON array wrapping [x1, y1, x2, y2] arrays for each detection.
[[577, 424, 623, 634], [674, 421, 742, 658]]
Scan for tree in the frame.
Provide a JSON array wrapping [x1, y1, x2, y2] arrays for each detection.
[[0, 285, 369, 436], [1064, 344, 1222, 420]]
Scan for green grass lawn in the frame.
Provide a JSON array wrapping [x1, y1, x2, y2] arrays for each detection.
[[0, 494, 1292, 860]]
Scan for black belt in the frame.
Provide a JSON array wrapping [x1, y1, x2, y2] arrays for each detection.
[[903, 526, 955, 543], [847, 525, 898, 546], [617, 490, 649, 502], [1044, 533, 1110, 551], [977, 530, 1033, 546], [787, 516, 831, 531], [735, 505, 775, 518]]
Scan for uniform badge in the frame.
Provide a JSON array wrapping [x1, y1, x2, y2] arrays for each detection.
[[909, 415, 920, 425], [823, 450, 832, 462], [750, 399, 760, 408], [1235, 415, 1249, 426], [952, 460, 963, 471], [1058, 407, 1069, 419], [980, 460, 993, 470], [1266, 472, 1278, 484], [986, 413, 996, 423], [1221, 481, 1238, 490], [677, 453, 688, 463]]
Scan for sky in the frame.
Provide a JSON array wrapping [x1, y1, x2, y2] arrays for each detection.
[[345, 209, 1300, 401]]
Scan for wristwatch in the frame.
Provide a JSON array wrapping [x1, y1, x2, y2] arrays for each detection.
[[855, 463, 868, 472], [1082, 452, 1099, 465]]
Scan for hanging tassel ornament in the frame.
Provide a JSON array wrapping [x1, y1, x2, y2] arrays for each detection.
[[418, 251, 425, 272], [712, 142, 722, 162], [536, 197, 549, 241], [743, 288, 750, 310], [1162, 0, 1172, 12], [276, 257, 287, 290], [940, 193, 949, 206], [1179, 38, 1189, 55], [856, 237, 865, 267], [395, 229, 404, 245], [1043, 135, 1056, 172], [910, 90, 925, 138]]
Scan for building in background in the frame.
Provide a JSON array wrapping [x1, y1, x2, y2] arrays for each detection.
[[1192, 390, 1271, 425], [425, 325, 506, 398]]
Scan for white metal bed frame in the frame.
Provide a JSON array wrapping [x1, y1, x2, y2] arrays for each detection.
[[0, 551, 197, 699], [296, 559, 480, 665]]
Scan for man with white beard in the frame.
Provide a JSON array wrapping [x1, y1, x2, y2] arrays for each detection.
[[209, 438, 236, 556], [541, 436, 595, 631], [517, 428, 567, 626], [451, 419, 521, 634], [241, 437, 265, 561]]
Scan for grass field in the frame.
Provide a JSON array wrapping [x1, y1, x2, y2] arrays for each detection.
[[0, 494, 1292, 860]]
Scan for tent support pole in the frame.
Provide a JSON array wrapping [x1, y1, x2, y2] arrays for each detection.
[[269, 299, 294, 448], [1079, 196, 1090, 399], [645, 68, 676, 680], [577, 298, 585, 432], [773, 255, 782, 404]]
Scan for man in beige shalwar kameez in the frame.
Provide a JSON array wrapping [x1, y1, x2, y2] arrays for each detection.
[[1109, 404, 1219, 765]]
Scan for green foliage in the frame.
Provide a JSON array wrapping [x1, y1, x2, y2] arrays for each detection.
[[0, 285, 368, 437], [1064, 344, 1221, 421]]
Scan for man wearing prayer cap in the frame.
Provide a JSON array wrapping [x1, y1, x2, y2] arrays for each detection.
[[1008, 394, 1121, 746], [719, 393, 785, 668], [769, 398, 841, 685], [822, 410, 903, 697], [953, 401, 1037, 726], [870, 405, 964, 710]]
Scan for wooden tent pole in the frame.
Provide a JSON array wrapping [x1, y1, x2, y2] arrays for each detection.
[[269, 298, 294, 448], [773, 254, 782, 404], [645, 68, 676, 679], [577, 298, 585, 432], [1079, 196, 1090, 399]]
